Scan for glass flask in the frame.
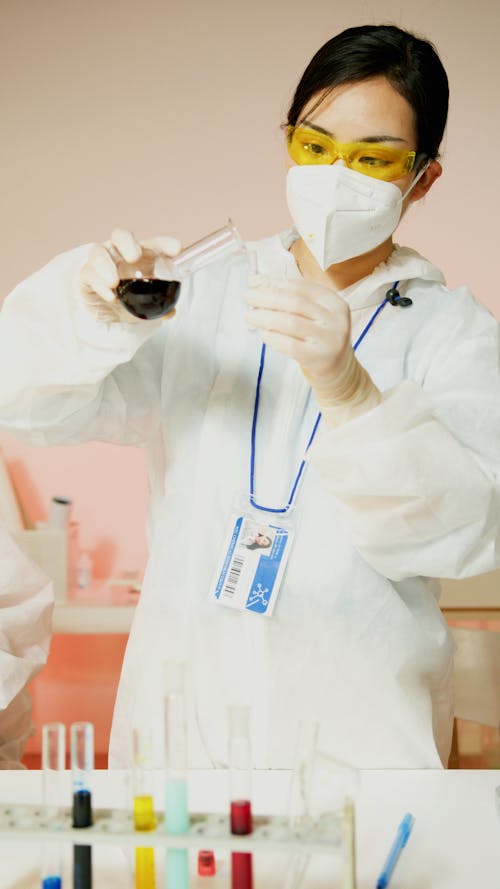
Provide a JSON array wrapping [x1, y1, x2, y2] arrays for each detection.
[[115, 220, 243, 320]]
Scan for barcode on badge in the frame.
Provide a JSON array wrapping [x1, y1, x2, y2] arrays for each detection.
[[222, 555, 245, 598]]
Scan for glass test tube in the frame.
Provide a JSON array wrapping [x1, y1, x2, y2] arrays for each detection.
[[282, 721, 319, 889], [286, 720, 319, 832], [228, 705, 253, 889], [133, 727, 157, 889], [41, 722, 66, 889], [71, 721, 94, 889], [164, 660, 189, 889], [116, 220, 243, 320], [170, 220, 242, 278]]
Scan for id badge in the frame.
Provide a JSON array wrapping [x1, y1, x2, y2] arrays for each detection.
[[210, 503, 295, 617]]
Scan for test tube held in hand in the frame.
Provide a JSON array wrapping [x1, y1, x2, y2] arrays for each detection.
[[71, 721, 94, 889], [115, 220, 243, 320]]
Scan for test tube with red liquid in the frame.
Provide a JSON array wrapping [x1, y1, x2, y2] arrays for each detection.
[[229, 705, 253, 889]]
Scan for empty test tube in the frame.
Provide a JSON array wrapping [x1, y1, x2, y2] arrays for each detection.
[[286, 721, 319, 833], [167, 220, 243, 279], [41, 722, 66, 889], [282, 722, 319, 889]]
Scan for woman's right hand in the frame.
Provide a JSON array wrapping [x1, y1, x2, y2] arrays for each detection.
[[79, 228, 182, 323]]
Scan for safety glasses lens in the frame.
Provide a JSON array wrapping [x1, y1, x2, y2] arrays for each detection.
[[287, 127, 415, 181], [287, 127, 336, 165], [348, 145, 416, 180]]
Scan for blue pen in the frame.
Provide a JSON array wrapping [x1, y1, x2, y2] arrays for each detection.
[[376, 812, 415, 889]]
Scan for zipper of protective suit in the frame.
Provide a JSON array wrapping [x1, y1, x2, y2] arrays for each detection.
[[249, 282, 404, 514]]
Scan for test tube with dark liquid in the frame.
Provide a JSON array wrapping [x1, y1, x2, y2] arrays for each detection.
[[115, 220, 243, 319], [71, 721, 94, 889]]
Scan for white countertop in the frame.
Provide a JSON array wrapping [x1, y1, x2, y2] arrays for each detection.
[[53, 583, 138, 633], [1, 769, 499, 888]]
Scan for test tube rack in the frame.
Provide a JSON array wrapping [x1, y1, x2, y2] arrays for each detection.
[[0, 802, 356, 887]]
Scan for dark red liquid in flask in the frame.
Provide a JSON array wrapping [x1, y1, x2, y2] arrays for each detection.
[[116, 277, 181, 320]]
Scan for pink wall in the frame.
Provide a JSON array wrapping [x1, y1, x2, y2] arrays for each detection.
[[23, 635, 128, 766], [0, 436, 149, 579], [1, 0, 499, 577]]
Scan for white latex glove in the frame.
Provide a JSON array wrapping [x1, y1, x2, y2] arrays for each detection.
[[245, 275, 382, 428], [79, 228, 182, 323]]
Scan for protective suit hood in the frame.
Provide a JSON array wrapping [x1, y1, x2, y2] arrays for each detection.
[[338, 244, 446, 310], [260, 230, 446, 311]]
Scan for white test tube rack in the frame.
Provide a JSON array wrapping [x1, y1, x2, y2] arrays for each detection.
[[0, 801, 356, 888]]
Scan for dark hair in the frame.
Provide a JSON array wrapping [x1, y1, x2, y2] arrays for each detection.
[[245, 536, 272, 550], [286, 24, 449, 159]]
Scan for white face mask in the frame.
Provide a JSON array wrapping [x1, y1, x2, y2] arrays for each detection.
[[286, 162, 428, 269]]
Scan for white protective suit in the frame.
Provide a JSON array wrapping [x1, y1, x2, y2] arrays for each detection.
[[0, 231, 499, 770], [0, 523, 53, 767]]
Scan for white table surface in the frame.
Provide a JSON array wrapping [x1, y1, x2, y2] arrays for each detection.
[[1, 769, 499, 888], [53, 584, 138, 634]]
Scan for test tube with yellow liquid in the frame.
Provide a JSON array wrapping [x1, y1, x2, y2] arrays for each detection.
[[133, 727, 157, 889]]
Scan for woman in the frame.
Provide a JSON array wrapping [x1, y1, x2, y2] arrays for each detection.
[[0, 24, 498, 769]]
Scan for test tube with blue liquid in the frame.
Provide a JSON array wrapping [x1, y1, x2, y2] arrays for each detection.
[[41, 722, 66, 889], [133, 727, 157, 889], [71, 721, 94, 889], [164, 660, 190, 888]]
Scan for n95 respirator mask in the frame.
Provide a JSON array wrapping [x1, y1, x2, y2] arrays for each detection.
[[286, 163, 426, 269]]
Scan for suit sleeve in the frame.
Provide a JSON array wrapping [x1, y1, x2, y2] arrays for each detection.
[[0, 244, 166, 446], [307, 289, 500, 581]]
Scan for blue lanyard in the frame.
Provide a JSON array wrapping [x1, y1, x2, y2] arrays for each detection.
[[249, 285, 396, 514]]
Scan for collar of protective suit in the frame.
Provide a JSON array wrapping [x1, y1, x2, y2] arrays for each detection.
[[253, 229, 446, 310]]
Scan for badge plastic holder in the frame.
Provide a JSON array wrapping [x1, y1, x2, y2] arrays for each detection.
[[210, 495, 298, 617]]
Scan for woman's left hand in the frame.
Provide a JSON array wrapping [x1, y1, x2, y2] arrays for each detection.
[[244, 276, 382, 425]]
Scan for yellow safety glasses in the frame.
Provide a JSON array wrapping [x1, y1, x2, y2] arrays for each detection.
[[286, 125, 416, 182]]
